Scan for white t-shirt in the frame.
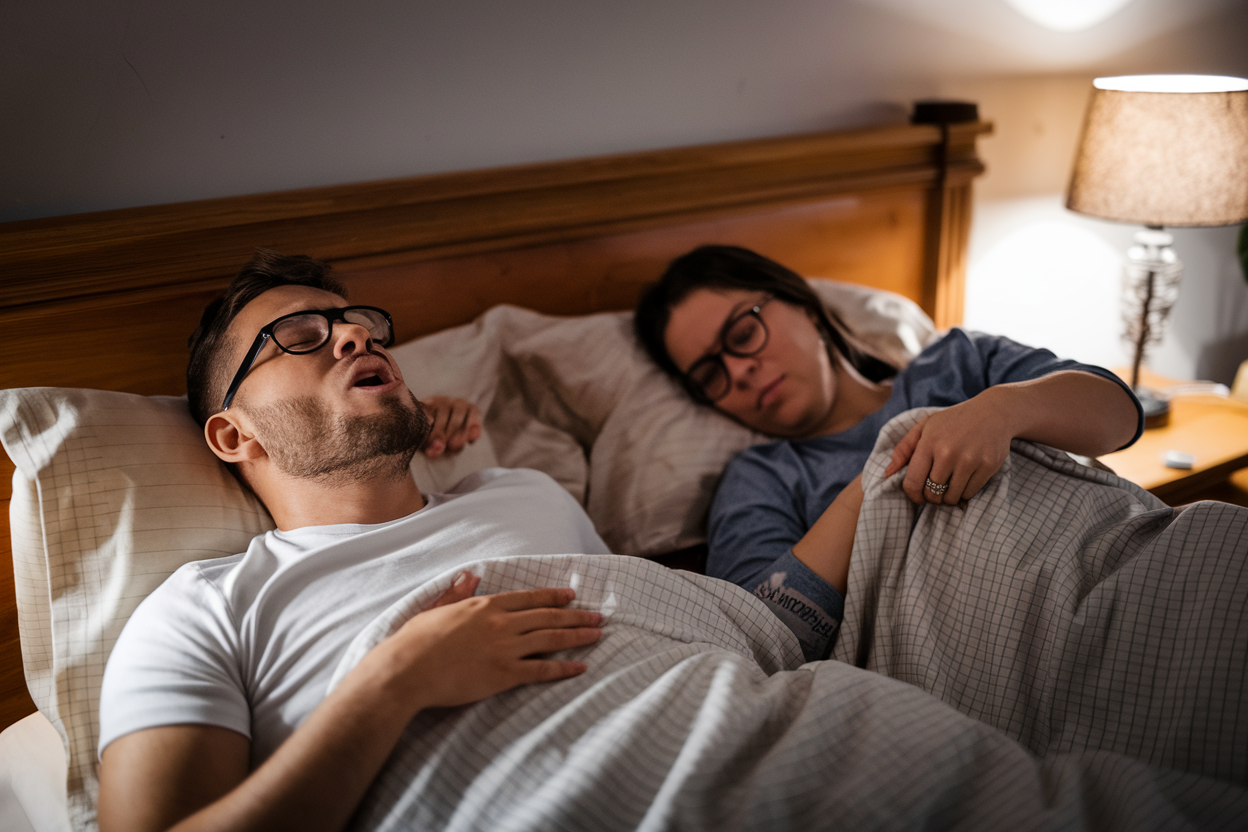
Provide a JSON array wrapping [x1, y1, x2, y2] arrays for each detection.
[[98, 468, 609, 764]]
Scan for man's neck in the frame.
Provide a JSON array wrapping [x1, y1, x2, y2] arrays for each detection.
[[262, 472, 427, 531]]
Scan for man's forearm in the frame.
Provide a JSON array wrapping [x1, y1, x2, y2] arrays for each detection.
[[169, 643, 428, 832], [988, 371, 1139, 458]]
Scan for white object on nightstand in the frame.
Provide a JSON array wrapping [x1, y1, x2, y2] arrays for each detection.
[[1163, 450, 1196, 470]]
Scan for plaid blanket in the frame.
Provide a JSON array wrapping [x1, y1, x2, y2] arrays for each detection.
[[335, 411, 1248, 831], [835, 408, 1248, 783]]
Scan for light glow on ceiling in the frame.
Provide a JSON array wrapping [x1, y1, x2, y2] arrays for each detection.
[[1094, 74, 1248, 93], [1004, 0, 1134, 31]]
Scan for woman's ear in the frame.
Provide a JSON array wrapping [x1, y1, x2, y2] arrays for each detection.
[[204, 411, 265, 464]]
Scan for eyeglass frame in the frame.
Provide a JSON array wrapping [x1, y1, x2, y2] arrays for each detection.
[[682, 295, 773, 404], [219, 305, 395, 412]]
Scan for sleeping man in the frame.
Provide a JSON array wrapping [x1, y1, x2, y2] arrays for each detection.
[[97, 251, 611, 832], [98, 251, 1248, 832]]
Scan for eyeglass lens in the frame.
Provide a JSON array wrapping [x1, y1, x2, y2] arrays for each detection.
[[272, 308, 391, 353], [688, 309, 768, 401]]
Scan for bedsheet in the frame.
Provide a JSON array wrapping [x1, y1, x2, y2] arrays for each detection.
[[835, 408, 1248, 782], [328, 407, 1248, 831]]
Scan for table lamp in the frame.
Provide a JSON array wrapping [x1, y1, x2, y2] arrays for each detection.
[[1066, 74, 1248, 426]]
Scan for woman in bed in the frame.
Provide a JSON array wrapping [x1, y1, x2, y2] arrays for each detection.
[[634, 245, 1144, 656]]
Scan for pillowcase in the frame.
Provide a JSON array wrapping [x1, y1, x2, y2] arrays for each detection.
[[0, 388, 499, 831], [1, 390, 274, 831], [587, 279, 936, 554], [388, 279, 937, 555]]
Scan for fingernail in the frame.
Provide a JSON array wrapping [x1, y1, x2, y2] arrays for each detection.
[[452, 571, 469, 587]]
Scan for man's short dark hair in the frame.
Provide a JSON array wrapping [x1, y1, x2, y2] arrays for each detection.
[[187, 250, 347, 426]]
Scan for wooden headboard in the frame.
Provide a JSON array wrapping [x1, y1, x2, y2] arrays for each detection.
[[0, 117, 990, 731]]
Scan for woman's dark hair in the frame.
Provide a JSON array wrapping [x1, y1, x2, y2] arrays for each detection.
[[634, 245, 897, 401], [186, 249, 347, 426]]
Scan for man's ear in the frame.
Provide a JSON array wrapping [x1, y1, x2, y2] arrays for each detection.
[[204, 411, 266, 464]]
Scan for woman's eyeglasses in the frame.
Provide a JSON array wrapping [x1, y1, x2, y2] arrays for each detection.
[[683, 297, 771, 403], [220, 306, 394, 411]]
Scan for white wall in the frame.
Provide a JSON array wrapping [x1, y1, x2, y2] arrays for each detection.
[[3, 0, 1246, 380]]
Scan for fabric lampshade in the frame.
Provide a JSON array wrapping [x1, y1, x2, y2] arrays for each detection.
[[1066, 75, 1248, 227]]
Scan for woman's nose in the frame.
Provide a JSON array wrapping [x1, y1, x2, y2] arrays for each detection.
[[721, 353, 757, 387]]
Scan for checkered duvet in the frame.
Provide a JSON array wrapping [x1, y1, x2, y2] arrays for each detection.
[[333, 409, 1248, 831]]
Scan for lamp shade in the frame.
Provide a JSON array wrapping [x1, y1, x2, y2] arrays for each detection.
[[1066, 75, 1248, 227]]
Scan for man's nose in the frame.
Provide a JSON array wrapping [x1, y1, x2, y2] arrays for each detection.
[[331, 321, 375, 358]]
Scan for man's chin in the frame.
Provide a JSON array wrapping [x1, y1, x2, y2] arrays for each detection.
[[245, 390, 432, 484]]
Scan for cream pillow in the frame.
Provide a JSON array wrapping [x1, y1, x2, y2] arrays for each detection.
[[391, 282, 936, 555], [0, 388, 499, 831], [1, 390, 275, 831], [587, 278, 937, 555]]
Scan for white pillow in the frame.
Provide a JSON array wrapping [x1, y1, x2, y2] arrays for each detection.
[[589, 278, 937, 555], [0, 390, 274, 831], [0, 388, 499, 831], [388, 280, 937, 555]]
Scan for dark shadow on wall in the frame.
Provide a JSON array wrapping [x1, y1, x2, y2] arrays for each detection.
[[825, 101, 912, 131], [1196, 330, 1248, 386]]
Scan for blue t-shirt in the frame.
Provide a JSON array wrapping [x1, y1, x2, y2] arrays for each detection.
[[708, 329, 1143, 661]]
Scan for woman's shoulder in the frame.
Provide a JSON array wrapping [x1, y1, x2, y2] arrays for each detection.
[[723, 438, 803, 479], [721, 432, 863, 494], [905, 328, 1039, 375]]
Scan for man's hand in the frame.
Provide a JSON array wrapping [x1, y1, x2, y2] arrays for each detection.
[[420, 396, 482, 458], [366, 572, 603, 710], [99, 573, 601, 832]]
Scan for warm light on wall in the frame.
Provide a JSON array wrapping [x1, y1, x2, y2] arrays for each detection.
[[965, 212, 1127, 370], [1004, 0, 1134, 31]]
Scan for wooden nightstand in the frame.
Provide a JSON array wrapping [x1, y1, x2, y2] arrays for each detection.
[[1099, 369, 1248, 507]]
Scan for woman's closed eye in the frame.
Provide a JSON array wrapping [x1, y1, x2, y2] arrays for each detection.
[[726, 316, 762, 352]]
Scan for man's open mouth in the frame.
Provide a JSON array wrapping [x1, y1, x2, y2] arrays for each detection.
[[354, 375, 385, 387]]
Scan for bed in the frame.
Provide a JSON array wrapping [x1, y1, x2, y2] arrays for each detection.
[[0, 112, 990, 830], [4, 108, 1248, 832], [0, 112, 988, 724], [6, 108, 1235, 832]]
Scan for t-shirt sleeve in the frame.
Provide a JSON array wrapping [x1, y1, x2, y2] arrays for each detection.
[[923, 330, 1144, 449], [97, 566, 251, 758], [707, 448, 844, 661]]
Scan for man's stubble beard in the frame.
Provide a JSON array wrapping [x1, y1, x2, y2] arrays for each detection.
[[242, 389, 432, 484]]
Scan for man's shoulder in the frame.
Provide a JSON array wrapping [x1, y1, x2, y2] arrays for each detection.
[[135, 553, 249, 618], [445, 466, 568, 498]]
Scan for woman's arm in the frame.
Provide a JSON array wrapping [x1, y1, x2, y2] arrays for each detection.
[[791, 474, 863, 595], [99, 576, 601, 832], [885, 370, 1139, 505]]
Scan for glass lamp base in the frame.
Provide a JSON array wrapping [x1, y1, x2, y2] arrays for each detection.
[[1135, 386, 1171, 430]]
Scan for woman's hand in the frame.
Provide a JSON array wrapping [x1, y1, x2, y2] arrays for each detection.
[[883, 372, 1139, 507], [367, 572, 603, 711], [420, 396, 483, 458], [883, 392, 1013, 506]]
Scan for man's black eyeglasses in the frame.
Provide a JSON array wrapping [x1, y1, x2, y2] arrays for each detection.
[[220, 306, 395, 412], [683, 296, 772, 403]]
